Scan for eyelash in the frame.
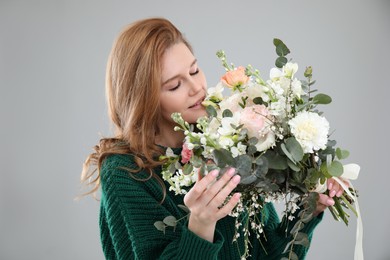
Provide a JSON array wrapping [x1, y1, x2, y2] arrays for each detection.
[[169, 68, 200, 91]]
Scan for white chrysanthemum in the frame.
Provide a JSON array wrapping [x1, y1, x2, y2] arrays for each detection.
[[288, 112, 330, 153]]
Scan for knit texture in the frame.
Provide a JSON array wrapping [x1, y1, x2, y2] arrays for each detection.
[[99, 153, 323, 259]]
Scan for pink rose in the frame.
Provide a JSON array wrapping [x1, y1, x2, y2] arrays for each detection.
[[181, 143, 193, 164], [221, 66, 249, 88], [240, 105, 270, 138]]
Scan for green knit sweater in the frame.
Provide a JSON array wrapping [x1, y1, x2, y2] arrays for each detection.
[[99, 153, 323, 260]]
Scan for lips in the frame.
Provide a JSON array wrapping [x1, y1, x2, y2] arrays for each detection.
[[189, 96, 205, 108]]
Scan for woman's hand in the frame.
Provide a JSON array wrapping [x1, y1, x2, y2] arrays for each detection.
[[314, 178, 349, 216], [184, 168, 241, 242]]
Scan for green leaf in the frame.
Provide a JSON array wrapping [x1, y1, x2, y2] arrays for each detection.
[[293, 232, 310, 247], [290, 221, 304, 235], [287, 251, 299, 260], [336, 148, 350, 160], [253, 97, 264, 105], [282, 137, 304, 163], [212, 148, 236, 168], [275, 56, 288, 68], [235, 155, 252, 176], [327, 160, 344, 177], [273, 38, 291, 57], [313, 93, 332, 105], [254, 157, 269, 176], [304, 66, 313, 77], [287, 159, 300, 172], [240, 175, 257, 185], [182, 163, 193, 175], [247, 145, 257, 155], [222, 109, 233, 118], [154, 221, 166, 232], [206, 105, 217, 117], [178, 204, 190, 213], [264, 150, 288, 170], [163, 216, 177, 227]]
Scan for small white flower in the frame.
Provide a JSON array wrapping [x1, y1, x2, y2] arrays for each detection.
[[207, 82, 225, 101], [283, 62, 298, 79], [288, 111, 330, 153]]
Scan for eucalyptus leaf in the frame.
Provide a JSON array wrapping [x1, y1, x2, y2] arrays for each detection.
[[154, 221, 166, 232], [248, 137, 258, 146], [275, 56, 288, 68], [290, 221, 304, 235], [222, 109, 233, 118], [264, 151, 288, 170], [313, 93, 332, 105], [247, 145, 257, 155], [235, 155, 252, 176], [293, 232, 310, 247], [206, 105, 217, 117], [273, 38, 291, 57], [163, 216, 177, 227], [178, 204, 190, 213], [253, 97, 264, 105], [213, 148, 236, 168], [182, 163, 193, 175], [285, 137, 304, 162], [254, 157, 269, 176], [240, 175, 258, 185], [287, 158, 300, 172], [336, 148, 350, 160], [327, 160, 344, 177]]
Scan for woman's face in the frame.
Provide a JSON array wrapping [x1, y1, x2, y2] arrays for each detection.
[[160, 42, 207, 126]]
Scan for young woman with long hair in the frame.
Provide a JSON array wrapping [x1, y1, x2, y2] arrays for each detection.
[[81, 17, 343, 259]]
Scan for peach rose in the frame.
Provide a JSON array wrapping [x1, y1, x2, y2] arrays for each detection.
[[221, 66, 249, 88]]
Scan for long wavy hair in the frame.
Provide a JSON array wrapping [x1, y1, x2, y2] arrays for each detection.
[[81, 18, 192, 201]]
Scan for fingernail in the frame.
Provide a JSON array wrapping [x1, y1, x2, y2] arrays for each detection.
[[211, 170, 218, 177], [232, 175, 241, 184], [330, 190, 336, 197], [227, 168, 235, 176], [327, 198, 335, 206], [328, 182, 333, 190]]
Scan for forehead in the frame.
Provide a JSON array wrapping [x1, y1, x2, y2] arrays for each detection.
[[161, 42, 195, 81]]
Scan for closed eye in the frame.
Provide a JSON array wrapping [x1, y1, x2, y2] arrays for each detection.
[[190, 68, 199, 76], [169, 81, 181, 91]]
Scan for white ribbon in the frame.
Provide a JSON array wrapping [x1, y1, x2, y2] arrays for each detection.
[[331, 163, 364, 260]]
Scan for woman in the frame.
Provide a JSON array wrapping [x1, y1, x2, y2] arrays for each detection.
[[81, 17, 342, 259]]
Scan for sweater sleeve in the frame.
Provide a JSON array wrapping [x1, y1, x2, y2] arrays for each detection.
[[99, 155, 224, 260], [253, 203, 323, 260]]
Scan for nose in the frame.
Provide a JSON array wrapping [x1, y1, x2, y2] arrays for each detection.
[[188, 77, 204, 96]]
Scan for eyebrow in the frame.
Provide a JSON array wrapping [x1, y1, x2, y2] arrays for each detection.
[[162, 59, 198, 85]]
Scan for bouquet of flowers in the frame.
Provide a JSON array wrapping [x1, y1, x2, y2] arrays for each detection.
[[158, 39, 360, 259]]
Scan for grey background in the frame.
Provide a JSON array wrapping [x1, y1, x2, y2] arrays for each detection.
[[1, 1, 389, 259]]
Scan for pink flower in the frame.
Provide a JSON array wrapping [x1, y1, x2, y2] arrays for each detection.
[[240, 105, 270, 138], [181, 143, 193, 164], [221, 66, 249, 88], [240, 105, 275, 151]]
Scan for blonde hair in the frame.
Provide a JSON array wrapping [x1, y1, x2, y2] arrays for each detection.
[[81, 18, 192, 200]]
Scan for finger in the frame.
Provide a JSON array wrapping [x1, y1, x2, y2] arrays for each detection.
[[208, 174, 241, 209], [318, 193, 334, 207], [216, 192, 241, 218], [184, 170, 218, 206], [204, 168, 236, 198], [328, 181, 340, 198]]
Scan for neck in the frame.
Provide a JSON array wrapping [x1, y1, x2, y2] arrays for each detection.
[[155, 125, 185, 148]]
